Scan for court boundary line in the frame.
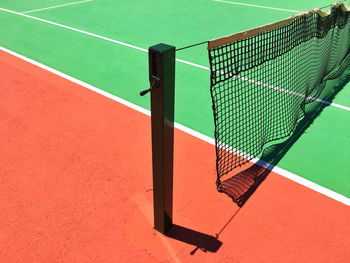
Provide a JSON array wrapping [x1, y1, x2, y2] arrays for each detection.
[[21, 0, 93, 14], [1, 45, 349, 207], [0, 7, 349, 112], [213, 0, 301, 13], [234, 75, 350, 111], [0, 7, 147, 52]]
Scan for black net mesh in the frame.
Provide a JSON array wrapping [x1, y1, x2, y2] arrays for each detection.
[[208, 4, 350, 191]]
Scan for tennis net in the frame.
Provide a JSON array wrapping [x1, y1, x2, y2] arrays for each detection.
[[207, 3, 350, 190]]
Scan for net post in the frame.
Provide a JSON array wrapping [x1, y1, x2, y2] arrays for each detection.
[[148, 43, 175, 234]]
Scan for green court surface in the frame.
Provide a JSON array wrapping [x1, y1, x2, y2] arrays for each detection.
[[0, 0, 349, 199]]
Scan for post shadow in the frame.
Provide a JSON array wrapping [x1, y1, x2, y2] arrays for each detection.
[[218, 68, 350, 207], [164, 206, 243, 255], [166, 225, 222, 253]]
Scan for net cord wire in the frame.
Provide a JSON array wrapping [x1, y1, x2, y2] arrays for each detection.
[[175, 41, 208, 51]]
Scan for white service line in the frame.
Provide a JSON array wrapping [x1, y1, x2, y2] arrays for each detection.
[[213, 0, 301, 13], [22, 0, 93, 14], [236, 75, 350, 112], [1, 45, 349, 206], [0, 7, 349, 111], [0, 7, 148, 52], [176, 58, 210, 70], [315, 98, 350, 111]]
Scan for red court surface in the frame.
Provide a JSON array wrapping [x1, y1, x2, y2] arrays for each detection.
[[1, 50, 349, 262]]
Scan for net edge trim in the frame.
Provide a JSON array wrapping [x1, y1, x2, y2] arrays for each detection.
[[207, 2, 349, 50]]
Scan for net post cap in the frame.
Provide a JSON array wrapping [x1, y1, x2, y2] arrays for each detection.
[[149, 43, 175, 53]]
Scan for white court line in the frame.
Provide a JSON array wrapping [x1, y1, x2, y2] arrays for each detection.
[[316, 99, 350, 111], [0, 7, 147, 52], [213, 0, 301, 13], [1, 45, 349, 207], [22, 0, 93, 14], [0, 7, 348, 111], [236, 75, 350, 112]]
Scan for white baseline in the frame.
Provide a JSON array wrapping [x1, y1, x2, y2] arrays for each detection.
[[213, 0, 301, 13], [21, 0, 93, 14]]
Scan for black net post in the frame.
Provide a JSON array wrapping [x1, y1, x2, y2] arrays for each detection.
[[148, 44, 175, 234]]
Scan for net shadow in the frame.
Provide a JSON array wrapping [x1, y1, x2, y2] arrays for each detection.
[[218, 68, 350, 207]]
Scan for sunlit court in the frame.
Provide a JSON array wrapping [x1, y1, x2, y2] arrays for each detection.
[[1, 1, 349, 262]]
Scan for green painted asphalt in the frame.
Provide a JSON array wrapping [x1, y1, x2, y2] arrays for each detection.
[[0, 0, 349, 197]]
